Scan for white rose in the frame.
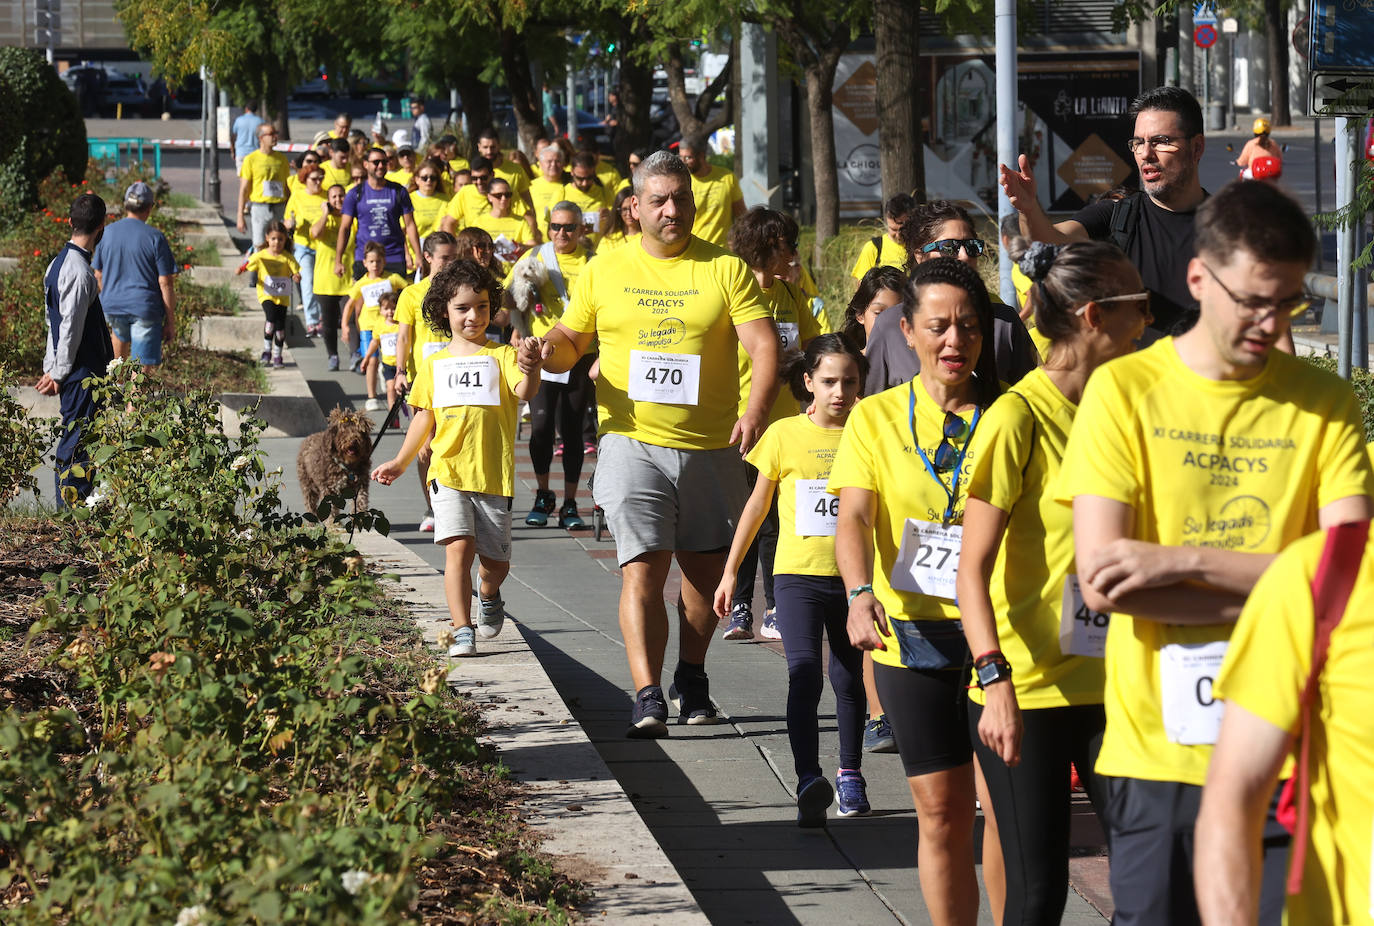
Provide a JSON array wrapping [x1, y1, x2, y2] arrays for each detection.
[[175, 905, 207, 926], [105, 357, 125, 374], [231, 455, 250, 472], [340, 870, 375, 895]]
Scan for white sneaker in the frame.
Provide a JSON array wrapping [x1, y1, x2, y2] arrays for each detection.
[[365, 397, 384, 411], [419, 513, 435, 532], [758, 608, 782, 641], [476, 594, 505, 639], [448, 626, 476, 657]]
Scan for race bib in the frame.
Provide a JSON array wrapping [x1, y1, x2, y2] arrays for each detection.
[[431, 355, 500, 407], [422, 341, 446, 359], [541, 368, 571, 384], [1059, 575, 1110, 658], [627, 350, 700, 405], [1160, 641, 1228, 745], [379, 332, 398, 358], [890, 520, 962, 601], [262, 275, 290, 298], [794, 479, 837, 537], [261, 179, 284, 199], [360, 280, 391, 307], [777, 322, 800, 352]]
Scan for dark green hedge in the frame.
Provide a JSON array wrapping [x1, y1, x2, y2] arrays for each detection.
[[0, 46, 87, 228]]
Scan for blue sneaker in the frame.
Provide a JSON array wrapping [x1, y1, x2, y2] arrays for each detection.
[[476, 593, 504, 640], [836, 770, 871, 817], [627, 685, 669, 739], [863, 714, 897, 753], [722, 602, 754, 641], [796, 776, 833, 828], [668, 668, 721, 725]]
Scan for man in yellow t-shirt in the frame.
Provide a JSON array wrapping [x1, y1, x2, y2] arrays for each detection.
[[679, 136, 744, 249], [475, 126, 534, 213], [1195, 524, 1374, 926], [1057, 181, 1374, 925], [563, 151, 612, 241], [529, 146, 569, 239], [537, 151, 778, 739], [440, 157, 536, 241], [235, 123, 290, 249], [849, 193, 915, 282]]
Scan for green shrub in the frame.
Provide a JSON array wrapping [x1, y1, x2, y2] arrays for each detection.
[[0, 47, 86, 230], [1303, 353, 1374, 439]]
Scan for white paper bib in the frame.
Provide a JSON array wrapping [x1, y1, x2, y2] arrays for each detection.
[[379, 332, 398, 359], [261, 179, 284, 199], [627, 350, 700, 405], [360, 280, 392, 307], [262, 275, 290, 298], [422, 341, 446, 359], [777, 322, 800, 352], [1160, 641, 1228, 745], [431, 355, 500, 407], [541, 368, 571, 384], [890, 520, 962, 601], [794, 479, 837, 537], [1059, 575, 1110, 658]]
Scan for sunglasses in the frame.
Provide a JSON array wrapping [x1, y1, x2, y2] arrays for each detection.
[[417, 174, 437, 181], [1079, 291, 1152, 317], [489, 191, 512, 199], [932, 411, 972, 472], [548, 222, 578, 233], [921, 238, 986, 258], [366, 159, 387, 166], [308, 174, 325, 182]]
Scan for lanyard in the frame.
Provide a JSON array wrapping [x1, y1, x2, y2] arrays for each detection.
[[908, 382, 981, 524]]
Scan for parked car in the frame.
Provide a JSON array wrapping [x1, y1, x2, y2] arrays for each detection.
[[146, 74, 203, 118], [61, 65, 153, 117]]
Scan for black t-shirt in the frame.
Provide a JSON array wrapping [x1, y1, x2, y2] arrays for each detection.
[[1074, 192, 1202, 335]]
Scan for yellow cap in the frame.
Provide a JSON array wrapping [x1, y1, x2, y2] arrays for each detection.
[[1253, 117, 1271, 135]]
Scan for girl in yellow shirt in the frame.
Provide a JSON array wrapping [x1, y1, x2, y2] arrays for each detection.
[[841, 265, 906, 351], [283, 165, 328, 336], [956, 240, 1150, 925], [235, 220, 299, 368], [713, 334, 869, 827]]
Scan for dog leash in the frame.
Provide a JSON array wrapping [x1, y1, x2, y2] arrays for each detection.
[[370, 387, 410, 455]]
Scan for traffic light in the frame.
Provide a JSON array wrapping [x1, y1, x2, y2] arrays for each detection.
[[35, 0, 61, 45]]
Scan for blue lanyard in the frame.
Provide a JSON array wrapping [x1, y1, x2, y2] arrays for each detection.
[[908, 382, 981, 524]]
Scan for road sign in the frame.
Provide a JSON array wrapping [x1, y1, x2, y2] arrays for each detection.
[[1311, 73, 1374, 115], [1193, 2, 1217, 24], [1310, 0, 1374, 73], [1194, 24, 1218, 49]]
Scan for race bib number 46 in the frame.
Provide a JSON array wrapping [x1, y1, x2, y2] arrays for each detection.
[[431, 355, 500, 407], [1059, 575, 1110, 658], [890, 520, 962, 601], [627, 350, 700, 405], [794, 479, 837, 537], [1160, 641, 1228, 745]]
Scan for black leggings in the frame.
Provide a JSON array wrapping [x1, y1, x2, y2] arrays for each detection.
[[969, 701, 1107, 926], [316, 293, 344, 357], [772, 575, 864, 782], [529, 353, 596, 484], [261, 300, 287, 346], [732, 464, 778, 609]]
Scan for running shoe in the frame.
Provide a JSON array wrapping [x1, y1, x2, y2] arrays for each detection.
[[796, 776, 833, 828], [558, 501, 586, 530], [835, 770, 871, 817], [584, 441, 597, 456], [758, 607, 781, 641], [327, 354, 340, 372], [476, 594, 505, 640], [448, 626, 476, 657], [524, 489, 556, 526], [554, 441, 564, 457], [419, 512, 435, 533], [863, 714, 897, 753], [365, 397, 384, 411], [722, 602, 754, 641], [626, 685, 669, 739], [348, 354, 361, 373], [260, 349, 271, 365], [272, 353, 284, 369], [668, 667, 721, 725]]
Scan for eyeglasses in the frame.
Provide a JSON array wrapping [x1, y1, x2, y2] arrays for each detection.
[[1201, 262, 1309, 320], [366, 159, 387, 166], [1126, 134, 1192, 153], [308, 174, 325, 182], [489, 191, 512, 199], [303, 157, 318, 164], [417, 174, 437, 181], [921, 238, 985, 258], [932, 411, 972, 471], [1077, 291, 1152, 316], [548, 222, 578, 233]]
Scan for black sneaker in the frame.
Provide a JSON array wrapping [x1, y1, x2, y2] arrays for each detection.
[[863, 714, 898, 753], [558, 500, 586, 530], [627, 685, 669, 739], [668, 668, 721, 725], [796, 776, 833, 828], [525, 489, 557, 527]]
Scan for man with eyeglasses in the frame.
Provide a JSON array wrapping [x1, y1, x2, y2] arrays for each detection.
[[440, 156, 541, 243], [1057, 180, 1374, 925], [1001, 86, 1206, 336], [334, 147, 422, 281], [236, 123, 290, 250], [530, 146, 570, 237]]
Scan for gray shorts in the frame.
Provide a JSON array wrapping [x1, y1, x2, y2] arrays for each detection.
[[430, 482, 512, 560], [592, 433, 748, 565]]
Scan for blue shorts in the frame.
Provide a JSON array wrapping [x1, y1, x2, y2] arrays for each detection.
[[359, 330, 374, 356], [105, 312, 164, 366]]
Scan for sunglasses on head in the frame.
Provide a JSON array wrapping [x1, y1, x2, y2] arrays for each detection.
[[921, 238, 986, 258], [932, 411, 972, 472], [548, 222, 578, 233]]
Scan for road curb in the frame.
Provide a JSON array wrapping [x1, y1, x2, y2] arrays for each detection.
[[348, 529, 709, 924]]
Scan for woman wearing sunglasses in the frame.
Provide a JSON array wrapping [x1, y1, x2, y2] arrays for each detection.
[[598, 187, 640, 254], [956, 241, 1150, 925], [832, 258, 1003, 926], [408, 157, 453, 278]]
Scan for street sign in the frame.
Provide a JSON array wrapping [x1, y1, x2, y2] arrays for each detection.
[[1311, 73, 1374, 116], [1194, 24, 1218, 49], [1193, 2, 1217, 25], [1309, 0, 1374, 73]]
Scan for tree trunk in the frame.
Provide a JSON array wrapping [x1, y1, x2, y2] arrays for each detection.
[[804, 53, 843, 268], [453, 68, 491, 140], [874, 0, 922, 201], [615, 18, 654, 174], [270, 83, 290, 142], [500, 27, 542, 156], [1264, 0, 1291, 126], [665, 42, 706, 142]]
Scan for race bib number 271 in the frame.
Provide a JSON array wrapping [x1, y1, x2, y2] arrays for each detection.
[[890, 520, 962, 601]]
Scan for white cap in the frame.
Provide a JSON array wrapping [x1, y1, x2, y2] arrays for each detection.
[[392, 129, 409, 148]]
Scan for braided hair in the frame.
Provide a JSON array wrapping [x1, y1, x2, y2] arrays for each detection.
[[904, 259, 1001, 409]]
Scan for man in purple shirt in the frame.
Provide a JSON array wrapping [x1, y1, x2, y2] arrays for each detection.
[[334, 146, 422, 280]]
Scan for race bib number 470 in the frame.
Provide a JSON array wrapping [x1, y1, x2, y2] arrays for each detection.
[[627, 350, 700, 405], [431, 355, 500, 407], [890, 520, 962, 601], [1160, 641, 1228, 745]]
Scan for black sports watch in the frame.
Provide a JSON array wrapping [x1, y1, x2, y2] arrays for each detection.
[[975, 656, 1013, 689]]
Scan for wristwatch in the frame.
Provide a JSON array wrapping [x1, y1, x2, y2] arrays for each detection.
[[974, 652, 1013, 689]]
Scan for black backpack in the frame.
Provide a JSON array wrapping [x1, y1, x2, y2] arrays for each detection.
[[1107, 192, 1143, 254]]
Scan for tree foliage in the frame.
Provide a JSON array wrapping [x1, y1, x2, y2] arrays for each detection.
[[0, 47, 86, 228]]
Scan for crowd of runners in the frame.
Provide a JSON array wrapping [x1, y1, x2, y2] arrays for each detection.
[[35, 84, 1362, 925]]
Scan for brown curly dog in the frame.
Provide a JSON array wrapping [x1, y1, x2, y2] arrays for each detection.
[[297, 407, 375, 518]]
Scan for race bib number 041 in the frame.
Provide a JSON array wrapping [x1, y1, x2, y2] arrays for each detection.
[[627, 350, 700, 405], [431, 355, 500, 407], [1059, 575, 1109, 658], [890, 520, 962, 601], [794, 479, 837, 537], [1160, 640, 1228, 745]]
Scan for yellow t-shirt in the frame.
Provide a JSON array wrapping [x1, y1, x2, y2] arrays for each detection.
[[827, 378, 984, 667], [736, 278, 818, 421], [529, 176, 568, 235], [1214, 528, 1374, 926], [615, 176, 631, 195], [396, 276, 442, 380], [408, 342, 524, 497], [384, 168, 413, 188], [245, 249, 300, 307], [492, 160, 530, 199], [597, 231, 638, 255], [310, 214, 353, 298], [561, 183, 611, 239], [283, 189, 328, 249], [1056, 339, 1374, 786], [689, 165, 743, 248], [472, 213, 533, 266], [242, 150, 290, 204], [370, 317, 401, 364], [746, 413, 844, 577], [595, 160, 622, 190], [562, 236, 770, 450], [349, 273, 409, 332], [521, 245, 588, 339], [321, 162, 352, 193], [796, 264, 834, 335], [966, 369, 1103, 709], [1012, 264, 1033, 312], [849, 233, 907, 280]]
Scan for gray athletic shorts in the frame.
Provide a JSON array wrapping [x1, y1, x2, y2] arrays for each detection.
[[430, 482, 512, 560], [593, 433, 748, 565]]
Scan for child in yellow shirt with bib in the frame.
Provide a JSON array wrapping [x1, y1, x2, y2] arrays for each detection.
[[345, 241, 409, 410], [236, 220, 300, 368], [361, 290, 403, 426]]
